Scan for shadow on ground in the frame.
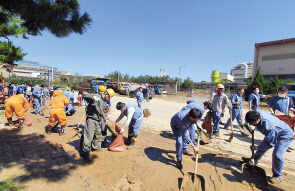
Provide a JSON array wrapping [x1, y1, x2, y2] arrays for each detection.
[[0, 128, 94, 184], [159, 131, 175, 140], [144, 147, 176, 168]]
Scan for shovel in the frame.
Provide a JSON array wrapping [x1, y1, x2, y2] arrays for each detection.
[[242, 128, 268, 188], [196, 126, 210, 144], [180, 134, 205, 191], [228, 109, 234, 142], [98, 104, 118, 137]]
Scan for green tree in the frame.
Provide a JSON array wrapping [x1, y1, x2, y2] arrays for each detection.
[[245, 67, 266, 100], [0, 41, 26, 64], [0, 0, 92, 37], [181, 77, 194, 90]]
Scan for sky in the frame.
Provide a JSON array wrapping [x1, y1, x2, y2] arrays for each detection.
[[10, 0, 295, 82]]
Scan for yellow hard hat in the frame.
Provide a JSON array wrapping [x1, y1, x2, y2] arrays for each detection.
[[216, 84, 224, 89], [98, 85, 106, 93], [106, 88, 115, 98]]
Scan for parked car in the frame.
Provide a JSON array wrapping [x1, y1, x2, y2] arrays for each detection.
[[129, 88, 155, 99]]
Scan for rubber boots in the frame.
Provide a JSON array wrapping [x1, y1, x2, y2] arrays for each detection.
[[127, 138, 136, 150], [125, 133, 133, 145], [7, 118, 13, 127], [18, 119, 25, 128], [60, 125, 66, 136]]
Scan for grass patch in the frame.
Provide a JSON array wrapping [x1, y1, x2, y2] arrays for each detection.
[[0, 180, 22, 191]]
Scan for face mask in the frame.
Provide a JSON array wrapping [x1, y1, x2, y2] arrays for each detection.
[[256, 90, 259, 94], [217, 89, 223, 95], [278, 93, 286, 98]]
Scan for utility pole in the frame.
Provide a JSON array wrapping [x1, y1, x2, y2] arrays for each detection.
[[178, 65, 187, 92], [117, 71, 119, 83]]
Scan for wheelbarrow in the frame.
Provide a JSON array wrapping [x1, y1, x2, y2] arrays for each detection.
[[180, 133, 205, 191]]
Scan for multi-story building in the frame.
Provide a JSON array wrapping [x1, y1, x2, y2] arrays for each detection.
[[230, 62, 253, 82], [253, 38, 295, 81]]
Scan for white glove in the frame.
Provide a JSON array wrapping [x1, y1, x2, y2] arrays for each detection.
[[107, 114, 111, 120], [143, 100, 146, 103], [93, 96, 100, 102], [120, 128, 125, 134], [237, 101, 241, 105], [193, 146, 199, 155]]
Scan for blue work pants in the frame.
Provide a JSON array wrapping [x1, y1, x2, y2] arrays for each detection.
[[137, 100, 142, 109], [225, 108, 242, 128], [255, 138, 293, 178], [129, 117, 143, 136], [171, 126, 191, 162], [212, 110, 222, 132], [183, 124, 196, 151], [34, 97, 41, 114]]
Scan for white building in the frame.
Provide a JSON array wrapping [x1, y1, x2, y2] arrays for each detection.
[[230, 62, 253, 82], [253, 38, 295, 81], [219, 73, 234, 82]]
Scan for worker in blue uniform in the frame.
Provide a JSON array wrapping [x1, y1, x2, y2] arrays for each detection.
[[65, 104, 76, 116], [115, 102, 143, 149], [170, 108, 201, 169], [181, 100, 205, 148], [8, 84, 15, 97], [248, 86, 272, 111], [245, 110, 294, 184], [32, 84, 44, 114], [136, 87, 144, 109], [224, 88, 244, 129], [267, 87, 295, 115]]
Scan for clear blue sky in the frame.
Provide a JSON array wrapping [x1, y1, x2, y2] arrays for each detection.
[[11, 0, 295, 82]]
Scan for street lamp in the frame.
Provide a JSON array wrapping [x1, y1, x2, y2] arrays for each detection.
[[178, 65, 187, 92]]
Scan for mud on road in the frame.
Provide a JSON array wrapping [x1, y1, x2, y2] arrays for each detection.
[[0, 95, 294, 191]]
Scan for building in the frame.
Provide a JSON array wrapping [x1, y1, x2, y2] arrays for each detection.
[[230, 62, 253, 82], [13, 60, 69, 83], [219, 73, 234, 82], [253, 38, 295, 81]]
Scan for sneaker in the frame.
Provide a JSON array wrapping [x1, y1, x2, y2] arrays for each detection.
[[269, 176, 281, 184], [176, 161, 183, 169], [183, 150, 194, 156], [224, 126, 230, 130]]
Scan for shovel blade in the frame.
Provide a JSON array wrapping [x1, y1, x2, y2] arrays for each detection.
[[180, 172, 205, 191], [228, 133, 234, 142], [242, 163, 268, 188]]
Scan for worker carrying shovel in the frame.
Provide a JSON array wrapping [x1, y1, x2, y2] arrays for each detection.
[[170, 108, 200, 169], [5, 89, 29, 128], [115, 102, 143, 149], [181, 100, 206, 146], [79, 89, 111, 161], [244, 110, 294, 184], [224, 88, 245, 131]]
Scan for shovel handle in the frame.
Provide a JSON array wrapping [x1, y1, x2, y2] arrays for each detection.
[[195, 133, 201, 174], [229, 110, 233, 133], [251, 129, 255, 158]]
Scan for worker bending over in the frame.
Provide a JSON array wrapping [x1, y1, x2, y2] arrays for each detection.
[[79, 89, 110, 161], [245, 110, 294, 184], [47, 90, 69, 135], [171, 108, 200, 169], [181, 100, 206, 148], [115, 102, 143, 149], [5, 90, 29, 128]]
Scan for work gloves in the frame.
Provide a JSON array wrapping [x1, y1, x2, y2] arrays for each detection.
[[107, 114, 111, 120], [93, 96, 100, 102], [237, 101, 241, 105], [192, 146, 199, 155], [120, 128, 125, 134]]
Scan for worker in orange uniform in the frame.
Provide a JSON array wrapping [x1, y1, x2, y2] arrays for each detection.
[[5, 90, 29, 128], [47, 90, 69, 135]]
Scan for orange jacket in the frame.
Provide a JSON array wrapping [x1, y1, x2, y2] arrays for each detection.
[[5, 94, 29, 111], [50, 90, 69, 109]]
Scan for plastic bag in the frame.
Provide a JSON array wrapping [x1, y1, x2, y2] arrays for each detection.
[[109, 133, 125, 152]]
